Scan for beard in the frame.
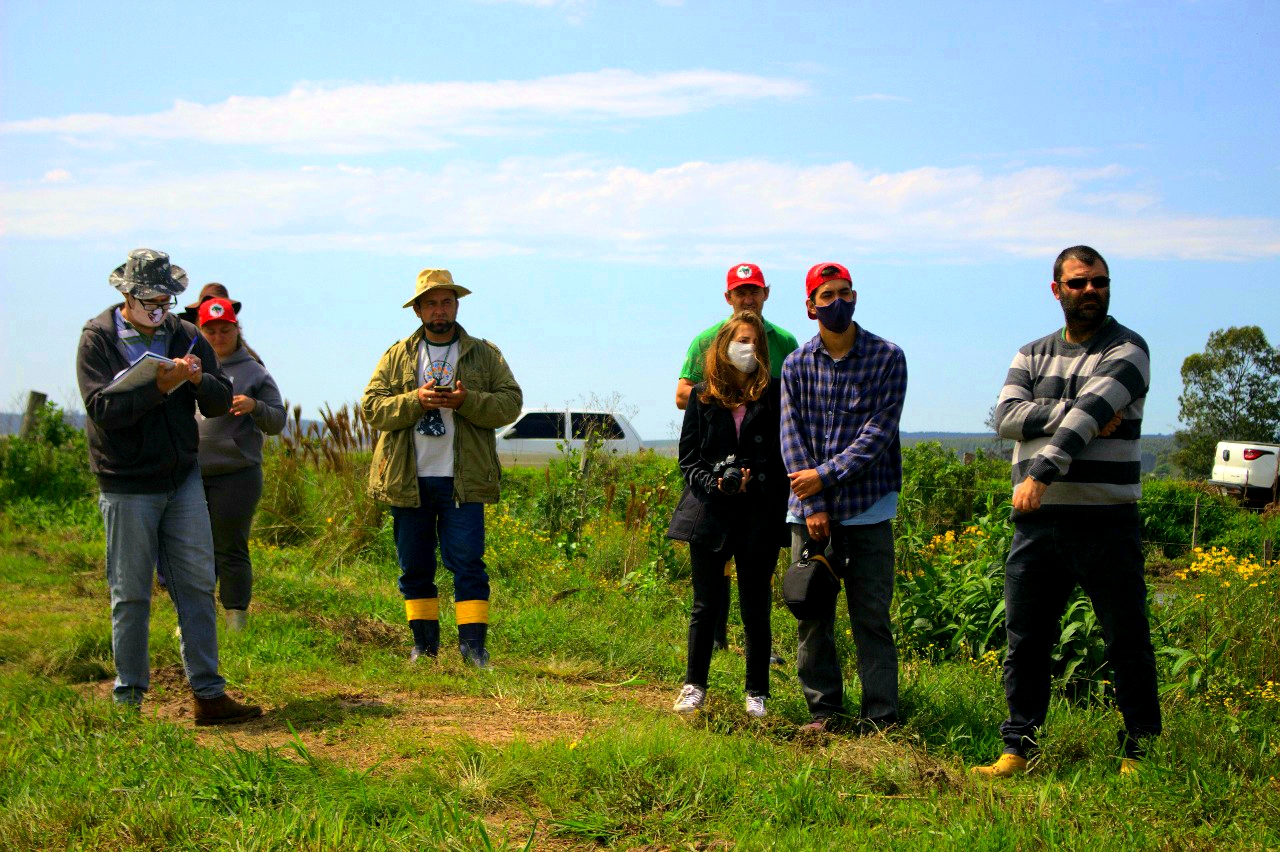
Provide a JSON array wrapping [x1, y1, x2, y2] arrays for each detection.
[[1060, 288, 1109, 328], [425, 319, 456, 336]]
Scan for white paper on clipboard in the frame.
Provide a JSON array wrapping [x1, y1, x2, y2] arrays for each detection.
[[103, 352, 177, 395]]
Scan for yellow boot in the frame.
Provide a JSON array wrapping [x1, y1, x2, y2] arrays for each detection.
[[1119, 757, 1141, 776], [971, 753, 1028, 778]]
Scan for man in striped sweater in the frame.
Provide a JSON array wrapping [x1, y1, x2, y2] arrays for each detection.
[[973, 246, 1161, 778]]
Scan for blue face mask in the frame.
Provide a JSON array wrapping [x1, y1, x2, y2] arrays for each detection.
[[815, 297, 855, 333]]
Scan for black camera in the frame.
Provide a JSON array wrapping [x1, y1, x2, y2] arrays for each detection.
[[712, 454, 745, 494]]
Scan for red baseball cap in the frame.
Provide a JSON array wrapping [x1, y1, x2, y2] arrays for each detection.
[[198, 297, 239, 326], [805, 262, 852, 298], [726, 262, 766, 291]]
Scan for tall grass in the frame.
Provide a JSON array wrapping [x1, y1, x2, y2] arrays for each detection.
[[2, 420, 1279, 848]]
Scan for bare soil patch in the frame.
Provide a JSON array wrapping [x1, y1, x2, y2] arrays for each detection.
[[78, 665, 602, 771]]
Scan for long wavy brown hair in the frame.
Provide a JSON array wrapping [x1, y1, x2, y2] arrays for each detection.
[[699, 311, 770, 408]]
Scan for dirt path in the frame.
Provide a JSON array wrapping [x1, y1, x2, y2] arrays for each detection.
[[77, 664, 682, 772]]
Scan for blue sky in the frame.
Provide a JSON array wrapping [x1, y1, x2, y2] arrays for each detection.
[[3, 0, 1278, 440]]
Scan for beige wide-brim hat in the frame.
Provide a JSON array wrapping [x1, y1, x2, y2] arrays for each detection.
[[403, 269, 472, 308]]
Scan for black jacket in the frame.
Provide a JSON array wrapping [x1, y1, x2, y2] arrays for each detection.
[[77, 305, 233, 493], [667, 380, 789, 551]]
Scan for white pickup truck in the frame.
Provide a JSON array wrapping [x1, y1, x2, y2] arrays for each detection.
[[496, 408, 672, 467], [1209, 441, 1280, 507]]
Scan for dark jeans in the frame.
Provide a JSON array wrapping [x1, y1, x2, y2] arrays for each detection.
[[793, 521, 898, 722], [202, 465, 263, 611], [685, 516, 777, 696], [1000, 504, 1161, 759], [391, 476, 489, 605]]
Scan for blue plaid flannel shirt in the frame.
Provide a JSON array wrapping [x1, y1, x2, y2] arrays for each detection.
[[780, 325, 907, 521]]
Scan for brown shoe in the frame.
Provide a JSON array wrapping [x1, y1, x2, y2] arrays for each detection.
[[194, 693, 263, 726], [799, 715, 833, 733]]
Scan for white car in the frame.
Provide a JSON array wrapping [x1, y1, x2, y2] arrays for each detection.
[[497, 408, 647, 467], [1209, 440, 1280, 507]]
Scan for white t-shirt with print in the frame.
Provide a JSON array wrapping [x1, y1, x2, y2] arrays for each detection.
[[413, 339, 458, 478]]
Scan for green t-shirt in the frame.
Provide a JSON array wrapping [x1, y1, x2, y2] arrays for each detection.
[[679, 317, 800, 382]]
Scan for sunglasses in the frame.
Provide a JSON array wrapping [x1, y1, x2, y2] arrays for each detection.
[[1057, 276, 1110, 291]]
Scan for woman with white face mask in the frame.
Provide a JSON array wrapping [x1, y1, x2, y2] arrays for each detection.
[[666, 311, 789, 719]]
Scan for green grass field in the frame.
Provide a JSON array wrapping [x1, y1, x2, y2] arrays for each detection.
[[2, 495, 1278, 851], [2, 413, 1278, 849]]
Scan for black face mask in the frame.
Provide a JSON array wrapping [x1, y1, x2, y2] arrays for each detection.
[[814, 298, 855, 333]]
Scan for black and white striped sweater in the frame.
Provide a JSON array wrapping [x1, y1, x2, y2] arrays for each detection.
[[995, 318, 1149, 507]]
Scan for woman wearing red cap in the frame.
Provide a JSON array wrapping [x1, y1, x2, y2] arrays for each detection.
[[197, 297, 286, 631]]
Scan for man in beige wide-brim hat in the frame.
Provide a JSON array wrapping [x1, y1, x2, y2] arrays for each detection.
[[365, 268, 521, 668], [401, 269, 473, 307]]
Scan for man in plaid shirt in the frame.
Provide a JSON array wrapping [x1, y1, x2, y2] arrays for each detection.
[[781, 262, 907, 732]]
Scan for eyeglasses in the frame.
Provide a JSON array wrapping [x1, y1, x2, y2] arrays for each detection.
[[134, 295, 176, 310], [1057, 276, 1110, 291]]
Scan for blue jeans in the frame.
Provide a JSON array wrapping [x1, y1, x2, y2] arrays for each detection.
[[1000, 504, 1161, 758], [391, 477, 489, 605], [792, 521, 899, 722], [99, 467, 225, 704]]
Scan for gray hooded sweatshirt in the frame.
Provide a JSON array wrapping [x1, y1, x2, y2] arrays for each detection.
[[197, 346, 286, 476]]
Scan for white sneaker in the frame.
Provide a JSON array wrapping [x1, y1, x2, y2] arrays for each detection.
[[225, 609, 248, 632], [672, 684, 706, 715], [745, 694, 767, 719]]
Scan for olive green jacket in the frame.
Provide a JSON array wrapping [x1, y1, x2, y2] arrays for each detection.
[[363, 324, 522, 507]]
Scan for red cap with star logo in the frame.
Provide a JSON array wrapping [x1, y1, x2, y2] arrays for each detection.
[[726, 262, 766, 291], [198, 297, 239, 326]]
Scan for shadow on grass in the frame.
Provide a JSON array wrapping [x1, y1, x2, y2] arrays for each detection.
[[270, 693, 402, 731]]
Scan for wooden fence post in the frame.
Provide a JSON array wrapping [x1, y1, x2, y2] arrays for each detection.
[[19, 391, 48, 441], [1190, 495, 1200, 552], [1264, 539, 1274, 567]]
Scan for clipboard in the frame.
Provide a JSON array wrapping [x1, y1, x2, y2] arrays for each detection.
[[103, 352, 178, 395]]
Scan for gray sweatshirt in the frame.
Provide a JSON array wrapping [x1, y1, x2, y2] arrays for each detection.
[[198, 346, 286, 476]]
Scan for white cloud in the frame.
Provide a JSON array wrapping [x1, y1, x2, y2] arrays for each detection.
[[0, 70, 808, 154], [3, 157, 1277, 262], [41, 169, 72, 182]]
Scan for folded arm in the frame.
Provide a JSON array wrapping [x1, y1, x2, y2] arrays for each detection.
[[1025, 341, 1149, 484]]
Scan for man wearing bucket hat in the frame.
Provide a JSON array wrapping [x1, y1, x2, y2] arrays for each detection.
[[76, 248, 263, 724], [675, 263, 799, 658], [362, 269, 523, 667], [780, 262, 907, 734]]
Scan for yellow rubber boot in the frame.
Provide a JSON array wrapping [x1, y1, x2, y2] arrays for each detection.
[[971, 754, 1028, 778]]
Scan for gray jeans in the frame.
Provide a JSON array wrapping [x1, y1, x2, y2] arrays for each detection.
[[792, 521, 899, 722]]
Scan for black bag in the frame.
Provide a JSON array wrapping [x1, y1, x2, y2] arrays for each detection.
[[782, 541, 841, 620]]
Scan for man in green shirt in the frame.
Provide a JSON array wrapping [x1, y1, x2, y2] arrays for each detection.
[[674, 263, 800, 656], [675, 263, 800, 409]]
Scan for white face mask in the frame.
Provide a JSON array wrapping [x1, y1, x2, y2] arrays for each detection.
[[127, 297, 169, 328], [727, 340, 759, 374]]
